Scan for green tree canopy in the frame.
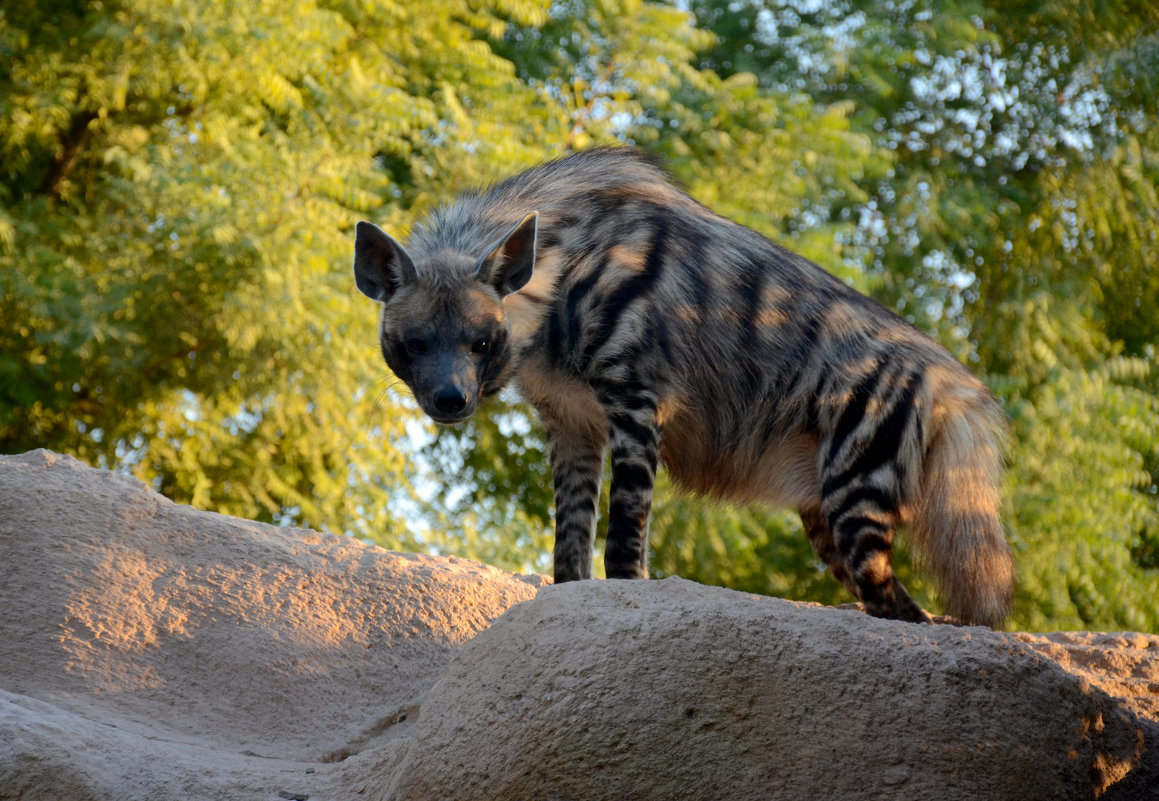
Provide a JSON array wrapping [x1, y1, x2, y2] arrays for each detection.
[[1, 0, 553, 543]]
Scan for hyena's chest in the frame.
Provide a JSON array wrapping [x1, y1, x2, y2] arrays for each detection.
[[515, 358, 609, 441]]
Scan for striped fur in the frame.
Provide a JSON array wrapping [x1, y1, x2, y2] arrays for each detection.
[[353, 148, 1015, 627]]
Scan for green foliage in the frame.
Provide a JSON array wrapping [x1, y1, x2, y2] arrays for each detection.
[[1004, 354, 1159, 631], [2, 0, 1156, 632], [418, 394, 556, 573], [649, 486, 851, 607], [0, 0, 551, 542]]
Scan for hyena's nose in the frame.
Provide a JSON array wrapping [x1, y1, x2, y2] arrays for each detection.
[[432, 386, 468, 417]]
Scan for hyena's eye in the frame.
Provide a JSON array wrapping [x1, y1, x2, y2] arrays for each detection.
[[471, 338, 490, 355], [405, 338, 429, 356]]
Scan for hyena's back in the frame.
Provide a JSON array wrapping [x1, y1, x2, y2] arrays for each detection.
[[647, 239, 1014, 625], [403, 148, 1015, 627]]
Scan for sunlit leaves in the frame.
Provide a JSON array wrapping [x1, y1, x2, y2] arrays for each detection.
[[1004, 355, 1159, 632], [0, 0, 551, 541]]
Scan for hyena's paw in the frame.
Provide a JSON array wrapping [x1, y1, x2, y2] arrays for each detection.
[[861, 579, 933, 624]]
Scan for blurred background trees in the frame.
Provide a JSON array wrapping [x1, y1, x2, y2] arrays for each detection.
[[2, 0, 1156, 630]]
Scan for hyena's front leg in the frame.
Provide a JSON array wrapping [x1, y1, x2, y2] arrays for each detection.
[[547, 423, 607, 583], [602, 400, 662, 580]]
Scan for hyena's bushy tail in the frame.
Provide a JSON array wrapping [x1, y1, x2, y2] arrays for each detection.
[[911, 382, 1015, 628]]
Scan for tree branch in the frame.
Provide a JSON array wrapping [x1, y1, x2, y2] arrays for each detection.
[[36, 111, 97, 199]]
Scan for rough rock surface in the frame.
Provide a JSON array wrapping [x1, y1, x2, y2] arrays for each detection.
[[1, 450, 1157, 800], [0, 450, 546, 799], [388, 580, 1158, 801]]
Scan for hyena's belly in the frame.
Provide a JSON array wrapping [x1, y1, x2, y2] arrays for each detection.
[[659, 412, 821, 509]]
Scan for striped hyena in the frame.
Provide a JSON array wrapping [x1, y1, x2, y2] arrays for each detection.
[[353, 148, 1015, 627]]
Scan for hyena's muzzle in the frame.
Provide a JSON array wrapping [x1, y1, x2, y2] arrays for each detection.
[[404, 346, 482, 425]]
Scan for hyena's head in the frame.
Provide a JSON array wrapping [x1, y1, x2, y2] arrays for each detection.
[[352, 213, 537, 425]]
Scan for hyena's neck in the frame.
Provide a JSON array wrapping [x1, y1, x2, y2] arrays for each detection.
[[502, 243, 566, 353]]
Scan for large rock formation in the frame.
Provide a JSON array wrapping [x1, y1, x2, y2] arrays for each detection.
[[0, 450, 545, 799], [1, 450, 1156, 800], [388, 581, 1157, 800]]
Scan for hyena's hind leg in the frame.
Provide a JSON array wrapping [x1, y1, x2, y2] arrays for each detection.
[[798, 507, 859, 599], [816, 481, 931, 624]]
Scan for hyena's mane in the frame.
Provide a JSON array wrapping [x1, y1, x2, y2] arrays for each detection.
[[406, 148, 690, 262]]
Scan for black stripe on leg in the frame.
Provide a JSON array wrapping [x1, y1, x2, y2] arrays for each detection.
[[827, 367, 885, 462], [823, 373, 921, 496], [605, 507, 649, 578], [826, 484, 898, 527], [607, 413, 658, 449], [609, 461, 654, 494], [833, 515, 890, 555], [849, 530, 894, 572]]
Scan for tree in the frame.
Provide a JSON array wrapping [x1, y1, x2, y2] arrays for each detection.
[[0, 0, 553, 544]]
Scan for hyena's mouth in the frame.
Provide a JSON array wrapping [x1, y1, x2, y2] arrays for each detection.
[[418, 385, 478, 425], [428, 411, 474, 426]]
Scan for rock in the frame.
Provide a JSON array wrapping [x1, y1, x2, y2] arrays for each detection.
[[0, 449, 545, 799], [1, 450, 1156, 800], [385, 580, 1158, 800]]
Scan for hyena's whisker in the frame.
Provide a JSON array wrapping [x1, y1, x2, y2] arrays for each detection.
[[363, 376, 412, 432]]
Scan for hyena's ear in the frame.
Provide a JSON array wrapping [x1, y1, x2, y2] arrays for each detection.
[[353, 221, 418, 302], [476, 212, 537, 296]]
